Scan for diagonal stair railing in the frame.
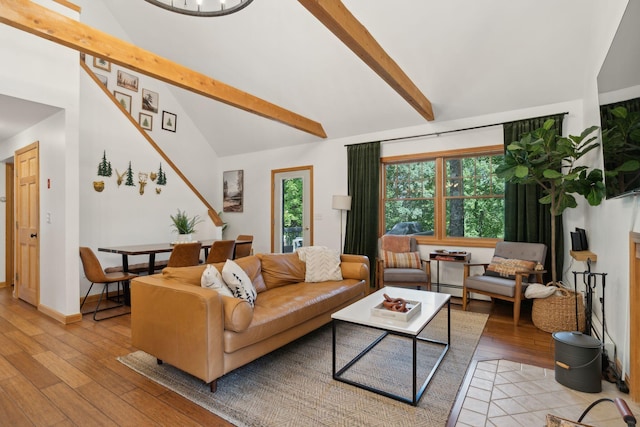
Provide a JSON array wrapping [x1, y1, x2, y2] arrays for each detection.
[[80, 55, 223, 227]]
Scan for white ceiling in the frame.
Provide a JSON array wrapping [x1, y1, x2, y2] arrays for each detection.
[[3, 0, 635, 156]]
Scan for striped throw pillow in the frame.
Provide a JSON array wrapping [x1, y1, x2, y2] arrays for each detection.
[[383, 251, 421, 269]]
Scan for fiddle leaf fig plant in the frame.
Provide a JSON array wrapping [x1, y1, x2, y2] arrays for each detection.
[[495, 119, 606, 284]]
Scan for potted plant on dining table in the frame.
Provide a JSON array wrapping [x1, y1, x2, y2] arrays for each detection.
[[170, 209, 203, 243]]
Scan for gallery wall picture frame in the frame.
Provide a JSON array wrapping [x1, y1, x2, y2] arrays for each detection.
[[139, 112, 153, 131], [93, 57, 111, 71], [117, 70, 139, 92], [142, 88, 159, 113], [96, 74, 108, 87], [162, 111, 177, 132], [114, 91, 132, 114], [223, 170, 244, 213]]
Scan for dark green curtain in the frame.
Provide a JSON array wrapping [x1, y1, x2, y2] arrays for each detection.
[[344, 142, 380, 285], [600, 97, 640, 122], [503, 114, 564, 283]]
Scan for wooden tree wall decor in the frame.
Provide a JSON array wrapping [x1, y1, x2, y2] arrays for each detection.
[[125, 161, 135, 186], [97, 151, 112, 177]]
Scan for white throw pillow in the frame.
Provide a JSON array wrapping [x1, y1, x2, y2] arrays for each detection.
[[297, 246, 342, 283], [524, 283, 557, 299], [201, 265, 233, 297], [222, 259, 257, 307]]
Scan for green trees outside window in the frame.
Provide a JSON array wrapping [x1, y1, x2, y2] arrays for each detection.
[[383, 151, 505, 240]]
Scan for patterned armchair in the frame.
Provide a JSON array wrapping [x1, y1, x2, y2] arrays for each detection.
[[462, 241, 546, 325], [375, 235, 431, 291]]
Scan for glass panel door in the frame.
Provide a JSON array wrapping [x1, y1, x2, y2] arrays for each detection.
[[271, 167, 313, 253]]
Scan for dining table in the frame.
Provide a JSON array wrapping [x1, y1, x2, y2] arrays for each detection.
[[98, 239, 218, 305]]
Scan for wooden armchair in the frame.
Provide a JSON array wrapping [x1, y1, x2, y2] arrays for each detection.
[[375, 235, 431, 291], [462, 241, 546, 325]]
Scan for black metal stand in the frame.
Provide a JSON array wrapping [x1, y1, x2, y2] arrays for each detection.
[[572, 262, 629, 393], [572, 260, 607, 335]]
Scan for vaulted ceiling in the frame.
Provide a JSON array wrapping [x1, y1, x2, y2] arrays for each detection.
[[1, 0, 628, 156]]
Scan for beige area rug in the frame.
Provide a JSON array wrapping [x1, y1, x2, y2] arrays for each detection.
[[118, 309, 488, 427]]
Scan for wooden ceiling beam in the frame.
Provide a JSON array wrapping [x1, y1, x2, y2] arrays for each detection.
[[0, 0, 327, 138], [298, 0, 434, 121]]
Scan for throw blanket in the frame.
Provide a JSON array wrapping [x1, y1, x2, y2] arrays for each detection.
[[381, 235, 411, 253]]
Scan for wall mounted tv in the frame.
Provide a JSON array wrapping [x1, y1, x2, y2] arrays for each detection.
[[600, 100, 640, 199]]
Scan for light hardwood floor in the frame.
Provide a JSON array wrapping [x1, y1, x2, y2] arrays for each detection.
[[0, 287, 554, 426]]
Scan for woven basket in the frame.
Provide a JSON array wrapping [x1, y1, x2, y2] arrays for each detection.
[[532, 285, 586, 333]]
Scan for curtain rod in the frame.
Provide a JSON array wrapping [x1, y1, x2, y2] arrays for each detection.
[[346, 111, 569, 146]]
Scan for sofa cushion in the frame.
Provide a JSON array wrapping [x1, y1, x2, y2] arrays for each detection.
[[223, 279, 364, 353], [201, 264, 233, 297], [223, 260, 257, 307], [383, 250, 421, 269], [257, 253, 306, 290], [162, 264, 207, 286], [296, 246, 342, 282], [485, 256, 536, 280]]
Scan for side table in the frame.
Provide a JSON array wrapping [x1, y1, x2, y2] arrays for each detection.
[[429, 251, 471, 293]]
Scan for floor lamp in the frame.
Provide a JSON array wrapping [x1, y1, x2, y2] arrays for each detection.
[[332, 195, 351, 253]]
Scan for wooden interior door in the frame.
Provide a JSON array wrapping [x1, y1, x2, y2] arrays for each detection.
[[15, 142, 39, 306]]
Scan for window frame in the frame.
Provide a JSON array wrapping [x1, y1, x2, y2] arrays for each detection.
[[380, 145, 504, 248]]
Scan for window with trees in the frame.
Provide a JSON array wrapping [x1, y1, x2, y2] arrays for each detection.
[[382, 146, 505, 246]]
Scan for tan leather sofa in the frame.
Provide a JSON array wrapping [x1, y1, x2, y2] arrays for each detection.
[[130, 252, 370, 392]]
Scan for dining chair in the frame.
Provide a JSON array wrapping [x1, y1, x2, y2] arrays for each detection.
[[462, 241, 546, 326], [206, 239, 236, 263], [166, 241, 203, 267], [233, 234, 253, 259], [376, 235, 431, 291], [79, 247, 137, 321]]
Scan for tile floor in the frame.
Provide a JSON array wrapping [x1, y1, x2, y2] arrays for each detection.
[[455, 360, 640, 427]]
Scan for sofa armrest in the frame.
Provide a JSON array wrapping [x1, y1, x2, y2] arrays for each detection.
[[130, 275, 225, 384], [339, 254, 370, 289]]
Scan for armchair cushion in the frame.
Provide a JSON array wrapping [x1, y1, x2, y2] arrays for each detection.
[[485, 256, 537, 281], [465, 274, 522, 298], [382, 250, 421, 269]]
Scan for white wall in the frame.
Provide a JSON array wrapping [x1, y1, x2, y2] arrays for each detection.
[[78, 66, 222, 288], [0, 1, 79, 316], [573, 0, 636, 377]]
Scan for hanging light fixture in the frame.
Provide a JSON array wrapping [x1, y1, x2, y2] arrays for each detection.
[[143, 0, 254, 17]]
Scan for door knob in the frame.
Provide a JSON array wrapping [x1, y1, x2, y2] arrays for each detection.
[[30, 233, 38, 238]]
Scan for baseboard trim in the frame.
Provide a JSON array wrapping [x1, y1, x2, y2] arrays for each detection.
[[38, 303, 83, 324]]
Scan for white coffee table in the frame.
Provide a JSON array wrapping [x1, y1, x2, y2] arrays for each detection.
[[331, 286, 450, 405]]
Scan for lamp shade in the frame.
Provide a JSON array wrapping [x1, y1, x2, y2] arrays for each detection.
[[332, 195, 352, 211]]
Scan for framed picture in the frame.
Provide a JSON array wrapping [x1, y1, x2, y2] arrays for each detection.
[[95, 74, 108, 87], [162, 111, 177, 132], [117, 70, 139, 92], [223, 170, 244, 212], [142, 88, 159, 113], [93, 57, 111, 71], [139, 112, 153, 131], [114, 91, 132, 114]]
